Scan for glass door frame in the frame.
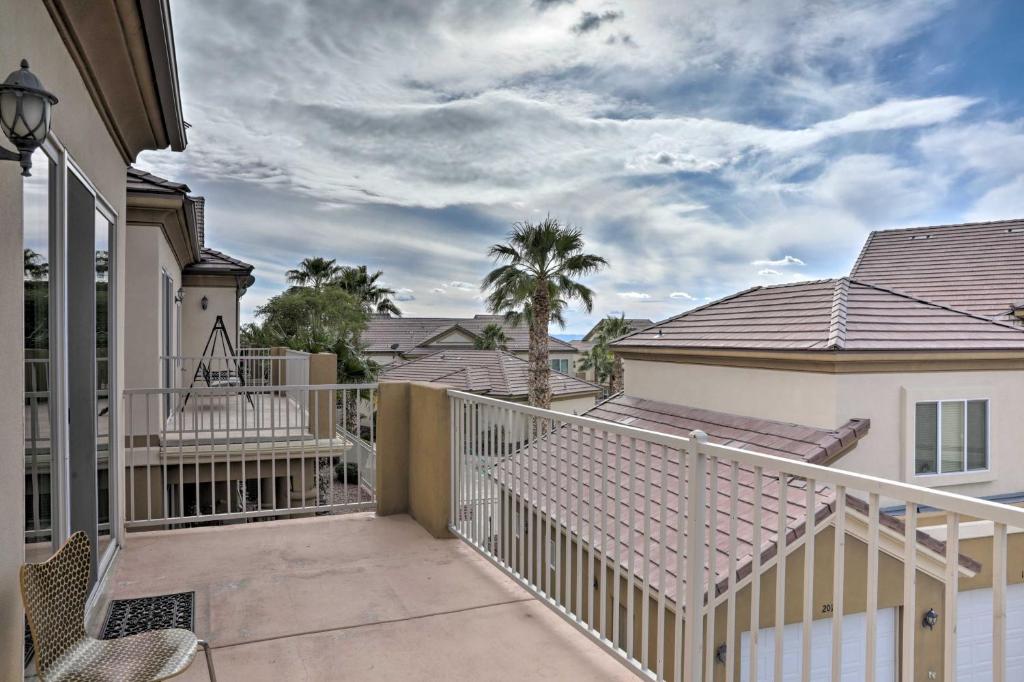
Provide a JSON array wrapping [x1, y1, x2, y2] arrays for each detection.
[[42, 135, 122, 589]]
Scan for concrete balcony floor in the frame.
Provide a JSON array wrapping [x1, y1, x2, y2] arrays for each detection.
[[95, 513, 633, 681]]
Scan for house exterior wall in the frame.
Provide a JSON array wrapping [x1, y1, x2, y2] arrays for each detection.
[[181, 284, 239, 359], [1, 1, 130, 674], [623, 357, 1024, 497], [550, 394, 598, 415]]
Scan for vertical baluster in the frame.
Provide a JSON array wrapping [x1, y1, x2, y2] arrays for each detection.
[[901, 500, 916, 682], [831, 485, 846, 682], [802, 479, 817, 682], [774, 471, 788, 682], [683, 433, 707, 682], [656, 443, 669, 681], [993, 522, 1007, 682], [642, 439, 653, 673], [725, 461, 739, 682], [749, 466, 763, 682], [704, 454, 720, 682], [587, 426, 596, 631], [865, 492, 879, 682], [613, 433, 623, 652], [627, 436, 637, 662], [943, 511, 959, 680]]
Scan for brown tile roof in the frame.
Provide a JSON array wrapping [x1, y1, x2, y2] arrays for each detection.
[[182, 248, 254, 279], [582, 318, 656, 342], [126, 166, 190, 196], [611, 277, 1024, 352], [851, 218, 1024, 318], [499, 395, 978, 609], [381, 350, 600, 399], [364, 315, 576, 355]]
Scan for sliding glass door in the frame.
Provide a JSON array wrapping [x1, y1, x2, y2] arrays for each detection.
[[22, 140, 119, 591]]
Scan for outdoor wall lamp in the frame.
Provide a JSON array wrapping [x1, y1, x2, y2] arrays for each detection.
[[922, 607, 938, 630], [0, 60, 58, 177], [201, 295, 209, 311], [174, 288, 185, 304], [715, 644, 727, 664]]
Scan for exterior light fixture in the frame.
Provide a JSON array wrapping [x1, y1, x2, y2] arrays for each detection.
[[922, 607, 938, 630], [0, 60, 58, 177], [174, 287, 185, 304], [201, 295, 209, 311], [715, 644, 727, 664]]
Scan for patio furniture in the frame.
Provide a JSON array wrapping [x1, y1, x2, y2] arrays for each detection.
[[20, 531, 217, 681]]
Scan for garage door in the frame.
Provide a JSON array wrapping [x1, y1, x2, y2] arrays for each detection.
[[740, 608, 897, 682], [956, 583, 1024, 681]]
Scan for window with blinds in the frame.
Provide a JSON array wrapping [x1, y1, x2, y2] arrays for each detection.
[[915, 400, 988, 475]]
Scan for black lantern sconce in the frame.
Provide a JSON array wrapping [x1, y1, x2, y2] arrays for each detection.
[[0, 60, 58, 176], [174, 288, 185, 304], [201, 295, 209, 311], [715, 643, 727, 664], [922, 607, 938, 630]]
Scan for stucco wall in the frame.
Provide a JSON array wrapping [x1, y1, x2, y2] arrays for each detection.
[[1, 1, 129, 675], [624, 358, 1024, 497], [181, 285, 239, 358], [550, 394, 598, 415]]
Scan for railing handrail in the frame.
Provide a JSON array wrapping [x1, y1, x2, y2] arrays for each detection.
[[158, 354, 310, 361], [125, 382, 378, 396], [446, 389, 1024, 532]]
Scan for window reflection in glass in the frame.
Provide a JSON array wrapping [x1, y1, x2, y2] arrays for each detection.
[[96, 210, 112, 552], [24, 147, 53, 555]]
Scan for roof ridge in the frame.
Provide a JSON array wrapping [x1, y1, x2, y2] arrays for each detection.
[[611, 285, 764, 346], [495, 350, 514, 394], [847, 278, 1024, 332], [866, 217, 1024, 235], [827, 278, 850, 350], [849, 230, 876, 276]]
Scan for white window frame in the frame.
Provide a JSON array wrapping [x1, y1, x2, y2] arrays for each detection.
[[902, 386, 995, 487], [550, 358, 569, 374]]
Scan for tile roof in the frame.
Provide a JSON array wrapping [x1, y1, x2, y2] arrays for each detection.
[[364, 315, 577, 355], [126, 166, 190, 195], [498, 394, 977, 609], [611, 277, 1024, 352], [182, 248, 254, 277], [582, 318, 656, 342], [851, 218, 1024, 318], [380, 350, 600, 399]]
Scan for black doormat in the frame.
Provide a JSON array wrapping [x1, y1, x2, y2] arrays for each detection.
[[100, 591, 195, 640]]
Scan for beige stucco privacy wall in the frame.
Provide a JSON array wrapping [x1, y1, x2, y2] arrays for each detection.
[[623, 357, 1024, 498], [0, 1, 131, 675]]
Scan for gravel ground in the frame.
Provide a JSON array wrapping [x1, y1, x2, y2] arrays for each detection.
[[328, 479, 370, 506]]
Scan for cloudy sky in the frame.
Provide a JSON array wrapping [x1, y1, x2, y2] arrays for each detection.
[[138, 0, 1024, 337]]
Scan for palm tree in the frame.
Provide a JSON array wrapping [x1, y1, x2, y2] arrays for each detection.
[[481, 217, 607, 408], [24, 249, 48, 280], [286, 257, 342, 290], [334, 265, 402, 317], [474, 323, 510, 350], [588, 314, 632, 393]]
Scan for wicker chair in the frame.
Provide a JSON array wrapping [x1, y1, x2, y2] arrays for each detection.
[[21, 531, 217, 681]]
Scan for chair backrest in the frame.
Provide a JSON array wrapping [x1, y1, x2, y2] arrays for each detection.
[[21, 531, 91, 673]]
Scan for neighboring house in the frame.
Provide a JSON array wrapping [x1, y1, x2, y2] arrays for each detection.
[[573, 317, 654, 382], [364, 314, 578, 372], [124, 167, 254, 404], [611, 274, 1024, 500], [5, 0, 188, 673], [493, 394, 987, 680], [381, 349, 600, 414]]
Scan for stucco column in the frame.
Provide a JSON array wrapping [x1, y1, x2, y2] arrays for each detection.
[[376, 381, 452, 538], [307, 352, 337, 438]]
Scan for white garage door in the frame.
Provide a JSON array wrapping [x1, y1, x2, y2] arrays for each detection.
[[740, 608, 897, 682], [956, 583, 1024, 681]]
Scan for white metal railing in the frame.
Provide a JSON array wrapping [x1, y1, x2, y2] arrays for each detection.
[[448, 390, 1024, 682], [161, 352, 310, 393], [123, 383, 377, 528]]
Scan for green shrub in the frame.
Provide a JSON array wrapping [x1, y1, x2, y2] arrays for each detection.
[[335, 461, 359, 484]]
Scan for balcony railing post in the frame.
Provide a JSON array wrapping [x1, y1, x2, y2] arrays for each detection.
[[683, 430, 708, 682]]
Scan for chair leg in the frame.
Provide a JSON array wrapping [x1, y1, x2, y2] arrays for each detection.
[[198, 639, 217, 682]]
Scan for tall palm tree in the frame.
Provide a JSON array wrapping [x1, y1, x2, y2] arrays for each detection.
[[334, 265, 402, 317], [286, 257, 342, 290], [474, 323, 510, 350], [481, 218, 607, 408], [577, 315, 635, 393]]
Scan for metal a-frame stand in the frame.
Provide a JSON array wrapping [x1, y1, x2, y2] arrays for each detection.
[[181, 315, 254, 409]]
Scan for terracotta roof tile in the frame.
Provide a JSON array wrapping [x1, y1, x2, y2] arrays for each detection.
[[496, 395, 977, 608], [851, 219, 1024, 318], [364, 315, 576, 354], [381, 350, 599, 399], [612, 278, 1024, 352]]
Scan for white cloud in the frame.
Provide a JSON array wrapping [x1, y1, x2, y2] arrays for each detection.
[[617, 291, 652, 300], [394, 288, 416, 302], [669, 291, 694, 300], [757, 269, 781, 276], [751, 255, 805, 267], [448, 281, 476, 291]]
